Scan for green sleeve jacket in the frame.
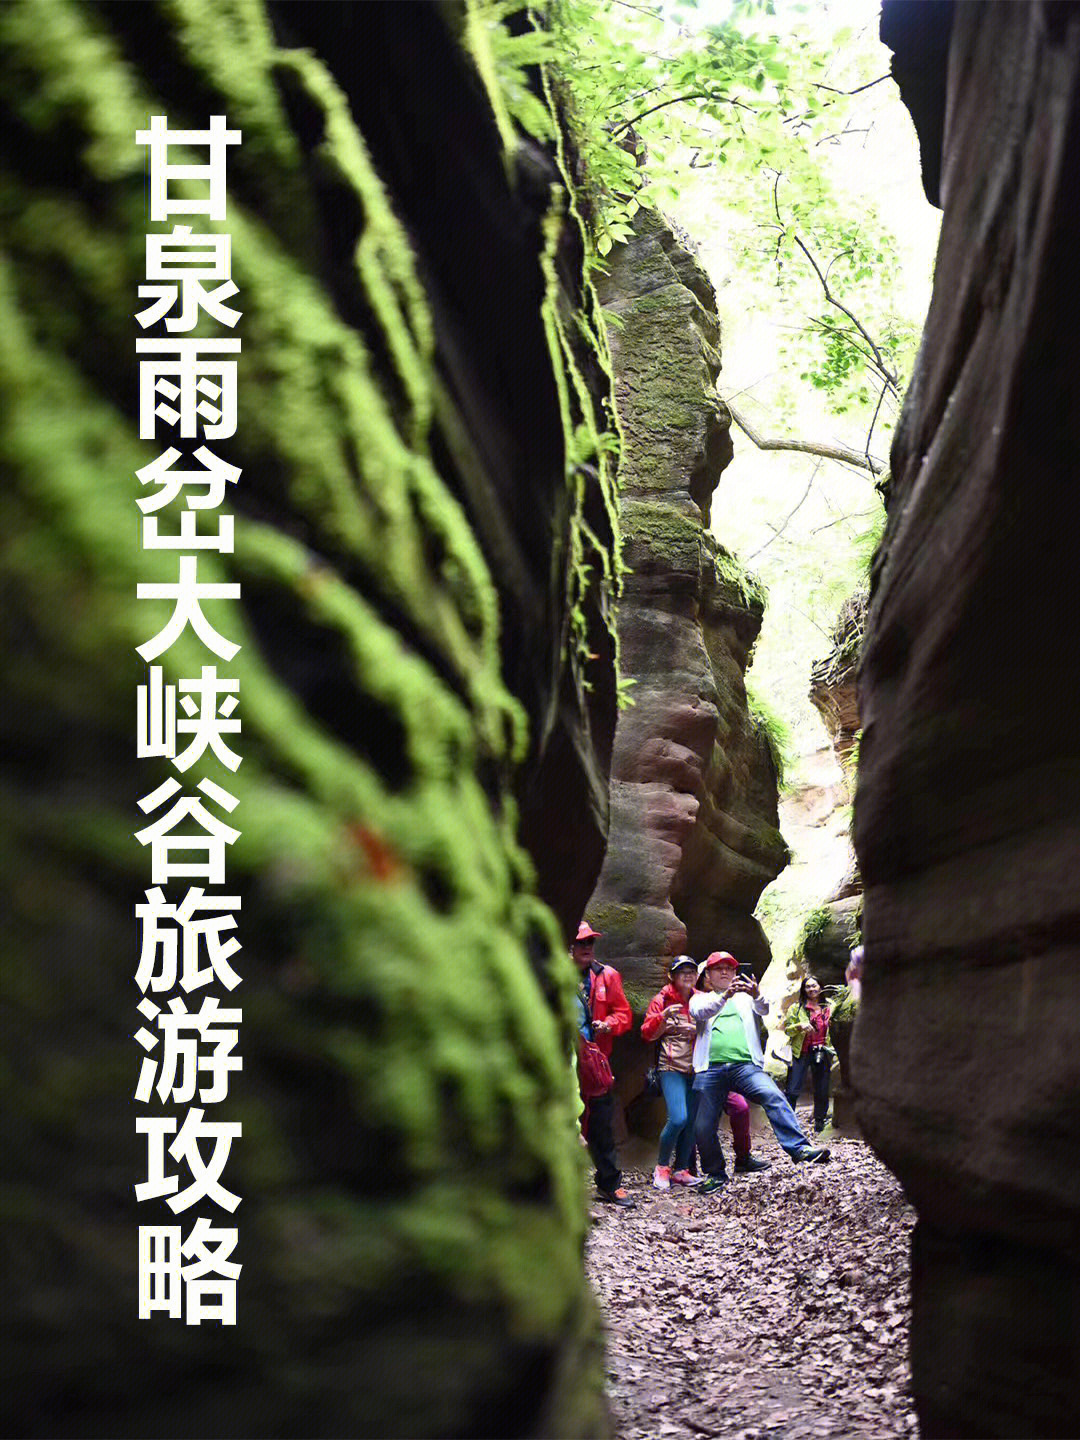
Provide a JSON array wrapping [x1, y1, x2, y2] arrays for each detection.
[[783, 985, 858, 1059]]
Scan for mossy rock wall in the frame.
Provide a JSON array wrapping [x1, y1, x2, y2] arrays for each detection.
[[0, 3, 617, 1435], [584, 209, 786, 1127]]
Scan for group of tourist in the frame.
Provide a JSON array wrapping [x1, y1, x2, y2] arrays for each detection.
[[573, 922, 863, 1207]]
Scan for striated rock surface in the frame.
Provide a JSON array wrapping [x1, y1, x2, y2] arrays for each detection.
[[858, 3, 1080, 1435], [804, 590, 866, 956], [797, 590, 866, 1111], [585, 209, 787, 1032], [810, 586, 866, 793]]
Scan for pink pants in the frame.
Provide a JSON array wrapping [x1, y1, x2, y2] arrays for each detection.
[[725, 1090, 751, 1156]]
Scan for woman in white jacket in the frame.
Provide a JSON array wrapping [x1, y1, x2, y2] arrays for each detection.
[[690, 952, 830, 1191]]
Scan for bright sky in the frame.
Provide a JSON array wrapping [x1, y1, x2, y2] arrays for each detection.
[[656, 0, 943, 962], [652, 0, 941, 757]]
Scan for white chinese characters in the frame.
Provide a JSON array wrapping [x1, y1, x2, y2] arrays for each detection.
[[135, 116, 243, 1327]]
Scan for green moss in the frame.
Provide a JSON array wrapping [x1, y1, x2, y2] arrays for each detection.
[[746, 679, 794, 786], [622, 983, 655, 1019], [0, 0, 613, 1426], [530, 44, 625, 701], [741, 816, 791, 871], [626, 290, 693, 314], [585, 901, 638, 934], [621, 499, 702, 552], [797, 906, 834, 957], [795, 903, 860, 965], [713, 544, 767, 612], [631, 396, 699, 430]]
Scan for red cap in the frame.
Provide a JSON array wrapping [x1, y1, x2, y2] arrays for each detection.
[[703, 951, 737, 969], [575, 921, 603, 942]]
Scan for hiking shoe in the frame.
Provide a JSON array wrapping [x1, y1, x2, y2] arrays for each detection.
[[792, 1146, 831, 1164], [733, 1154, 772, 1174], [652, 1165, 672, 1191], [598, 1187, 636, 1207], [671, 1169, 704, 1187], [698, 1174, 728, 1193]]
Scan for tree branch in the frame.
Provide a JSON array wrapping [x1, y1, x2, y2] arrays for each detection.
[[747, 461, 821, 560], [612, 92, 717, 136], [824, 248, 854, 285], [782, 75, 890, 128], [811, 508, 878, 534], [724, 371, 779, 402], [791, 234, 899, 392], [790, 603, 832, 639], [767, 171, 901, 397], [865, 379, 890, 475], [726, 400, 884, 476], [612, 90, 758, 138], [815, 125, 871, 147], [814, 74, 891, 97], [804, 318, 891, 385]]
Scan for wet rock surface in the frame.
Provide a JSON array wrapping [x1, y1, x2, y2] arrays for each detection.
[[587, 1126, 916, 1440]]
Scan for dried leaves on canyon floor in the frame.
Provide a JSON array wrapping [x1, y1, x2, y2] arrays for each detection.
[[586, 1123, 917, 1440]]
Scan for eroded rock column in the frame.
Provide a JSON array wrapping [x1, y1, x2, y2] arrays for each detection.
[[585, 210, 787, 1056]]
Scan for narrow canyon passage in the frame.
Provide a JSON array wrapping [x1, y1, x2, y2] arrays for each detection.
[[587, 1122, 915, 1440]]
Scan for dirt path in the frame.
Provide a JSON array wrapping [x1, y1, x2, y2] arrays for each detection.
[[586, 1123, 917, 1440]]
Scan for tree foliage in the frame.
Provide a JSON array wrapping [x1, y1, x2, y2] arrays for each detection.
[[547, 0, 918, 442]]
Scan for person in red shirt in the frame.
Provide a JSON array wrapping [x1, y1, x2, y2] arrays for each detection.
[[572, 921, 634, 1207], [641, 957, 770, 1189]]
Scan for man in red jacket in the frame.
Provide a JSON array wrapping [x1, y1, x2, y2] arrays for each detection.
[[572, 921, 635, 1207]]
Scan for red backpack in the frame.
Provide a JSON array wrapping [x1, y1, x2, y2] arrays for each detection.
[[578, 1036, 614, 1098]]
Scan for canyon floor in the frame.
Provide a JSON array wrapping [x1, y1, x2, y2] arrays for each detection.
[[586, 1113, 917, 1440]]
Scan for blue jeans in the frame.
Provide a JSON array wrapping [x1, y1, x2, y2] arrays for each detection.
[[693, 1062, 811, 1175], [786, 1046, 832, 1131], [658, 1070, 699, 1170]]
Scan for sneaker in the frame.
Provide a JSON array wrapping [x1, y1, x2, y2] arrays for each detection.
[[792, 1146, 831, 1164], [733, 1154, 772, 1174], [671, 1169, 704, 1187], [652, 1165, 672, 1191], [697, 1174, 728, 1193], [598, 1187, 636, 1207]]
